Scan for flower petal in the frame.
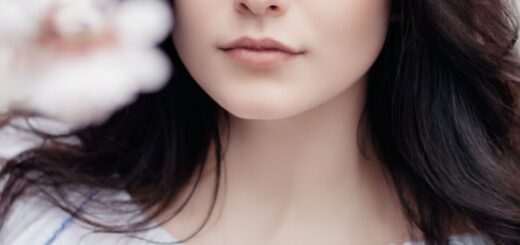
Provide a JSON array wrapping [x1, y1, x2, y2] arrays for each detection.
[[114, 0, 173, 46]]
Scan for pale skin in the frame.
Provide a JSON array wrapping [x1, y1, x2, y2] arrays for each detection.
[[150, 0, 471, 244]]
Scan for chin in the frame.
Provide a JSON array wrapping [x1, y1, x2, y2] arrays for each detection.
[[218, 96, 305, 121]]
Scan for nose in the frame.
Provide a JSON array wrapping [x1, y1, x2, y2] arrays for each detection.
[[234, 0, 289, 17]]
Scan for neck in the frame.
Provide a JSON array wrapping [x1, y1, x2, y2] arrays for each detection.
[[220, 77, 372, 208], [156, 78, 414, 244]]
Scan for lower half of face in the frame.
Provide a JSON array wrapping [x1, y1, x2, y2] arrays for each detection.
[[173, 0, 390, 120]]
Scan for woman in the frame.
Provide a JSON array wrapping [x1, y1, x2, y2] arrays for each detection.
[[1, 0, 519, 244]]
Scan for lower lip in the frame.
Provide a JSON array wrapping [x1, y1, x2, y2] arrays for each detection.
[[220, 48, 300, 68]]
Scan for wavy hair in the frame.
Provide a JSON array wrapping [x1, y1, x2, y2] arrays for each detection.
[[1, 0, 520, 244]]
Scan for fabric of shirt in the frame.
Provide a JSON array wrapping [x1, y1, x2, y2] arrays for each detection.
[[1, 189, 493, 245]]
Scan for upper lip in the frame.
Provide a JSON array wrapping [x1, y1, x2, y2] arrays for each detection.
[[219, 37, 304, 54]]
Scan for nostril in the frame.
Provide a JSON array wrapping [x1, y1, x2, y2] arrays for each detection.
[[238, 3, 248, 11], [236, 2, 283, 15]]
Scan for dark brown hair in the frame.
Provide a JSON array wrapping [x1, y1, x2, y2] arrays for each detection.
[[1, 0, 520, 244]]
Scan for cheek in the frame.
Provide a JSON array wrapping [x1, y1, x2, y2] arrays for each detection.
[[172, 0, 220, 67], [303, 0, 390, 89], [171, 0, 223, 94]]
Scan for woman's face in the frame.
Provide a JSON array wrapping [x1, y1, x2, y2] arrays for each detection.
[[173, 0, 390, 120]]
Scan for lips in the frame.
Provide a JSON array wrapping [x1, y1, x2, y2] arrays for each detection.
[[218, 37, 305, 68], [219, 37, 304, 54]]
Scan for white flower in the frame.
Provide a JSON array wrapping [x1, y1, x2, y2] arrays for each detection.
[[0, 0, 173, 128]]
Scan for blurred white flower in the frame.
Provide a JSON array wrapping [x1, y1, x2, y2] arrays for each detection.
[[0, 0, 173, 128]]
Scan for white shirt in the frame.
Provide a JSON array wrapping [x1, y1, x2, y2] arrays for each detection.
[[1, 189, 177, 245], [1, 189, 492, 245]]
